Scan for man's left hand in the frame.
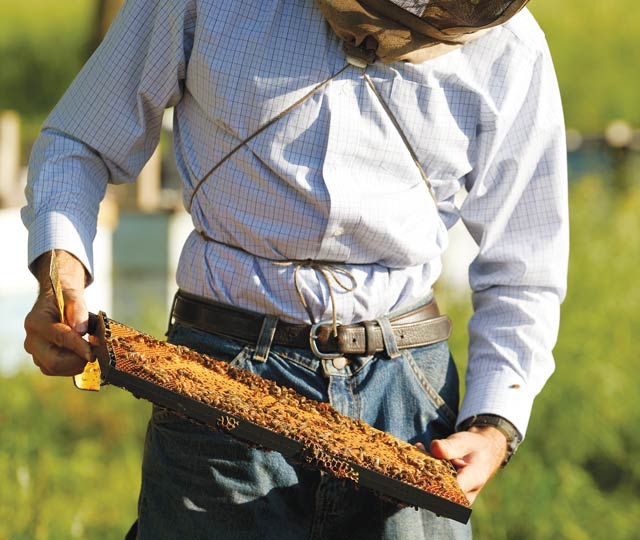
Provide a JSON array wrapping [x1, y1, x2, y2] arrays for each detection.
[[429, 427, 508, 504]]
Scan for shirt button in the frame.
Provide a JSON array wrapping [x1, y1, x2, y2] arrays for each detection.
[[332, 356, 349, 370], [333, 226, 345, 237]]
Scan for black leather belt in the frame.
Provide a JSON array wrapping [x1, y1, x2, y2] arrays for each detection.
[[170, 290, 451, 358]]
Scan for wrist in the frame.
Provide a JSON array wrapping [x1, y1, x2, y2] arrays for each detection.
[[457, 414, 522, 467], [33, 250, 88, 293], [467, 425, 508, 463]]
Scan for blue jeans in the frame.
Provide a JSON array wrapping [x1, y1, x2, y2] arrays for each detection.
[[132, 322, 472, 539]]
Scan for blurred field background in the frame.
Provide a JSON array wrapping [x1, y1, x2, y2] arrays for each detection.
[[1, 1, 639, 539]]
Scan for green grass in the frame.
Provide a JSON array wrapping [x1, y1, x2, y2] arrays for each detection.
[[530, 0, 640, 132], [0, 370, 149, 540]]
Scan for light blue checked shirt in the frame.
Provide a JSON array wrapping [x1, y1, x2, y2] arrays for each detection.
[[23, 0, 568, 437]]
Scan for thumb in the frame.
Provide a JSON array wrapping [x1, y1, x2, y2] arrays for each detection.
[[64, 290, 89, 334], [430, 432, 475, 461]]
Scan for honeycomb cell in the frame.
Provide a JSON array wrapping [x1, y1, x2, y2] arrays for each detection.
[[101, 317, 469, 510]]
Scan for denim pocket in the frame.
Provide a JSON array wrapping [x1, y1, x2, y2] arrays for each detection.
[[402, 341, 459, 431], [167, 323, 253, 368]]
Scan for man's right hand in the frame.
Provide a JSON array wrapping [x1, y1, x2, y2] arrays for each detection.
[[24, 250, 93, 376]]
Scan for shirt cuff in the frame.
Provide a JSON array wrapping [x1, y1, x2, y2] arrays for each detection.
[[457, 370, 534, 439], [26, 211, 95, 281]]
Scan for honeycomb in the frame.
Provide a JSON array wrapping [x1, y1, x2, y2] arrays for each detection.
[[101, 317, 469, 510]]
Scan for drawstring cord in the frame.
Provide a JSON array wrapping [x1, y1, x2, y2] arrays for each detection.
[[188, 63, 352, 213], [196, 230, 357, 336], [192, 58, 437, 335], [361, 70, 437, 202], [273, 260, 357, 337]]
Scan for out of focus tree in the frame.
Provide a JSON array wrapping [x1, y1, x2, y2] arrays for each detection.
[[90, 0, 125, 53]]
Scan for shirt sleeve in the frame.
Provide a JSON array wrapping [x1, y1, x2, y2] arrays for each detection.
[[21, 0, 196, 278], [456, 38, 569, 438]]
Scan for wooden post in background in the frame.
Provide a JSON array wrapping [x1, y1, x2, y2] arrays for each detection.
[[0, 111, 21, 208], [89, 0, 126, 54]]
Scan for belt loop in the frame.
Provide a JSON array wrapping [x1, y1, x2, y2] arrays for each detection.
[[376, 316, 401, 359], [321, 358, 333, 378], [362, 321, 377, 357], [253, 315, 279, 363]]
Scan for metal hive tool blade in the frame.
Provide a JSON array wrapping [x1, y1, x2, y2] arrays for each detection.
[[48, 251, 101, 391]]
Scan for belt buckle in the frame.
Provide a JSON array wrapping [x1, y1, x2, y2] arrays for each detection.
[[309, 322, 342, 359]]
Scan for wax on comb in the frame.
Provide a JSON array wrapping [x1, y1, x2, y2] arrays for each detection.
[[91, 312, 471, 523]]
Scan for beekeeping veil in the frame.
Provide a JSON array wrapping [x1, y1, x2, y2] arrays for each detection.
[[315, 0, 530, 64]]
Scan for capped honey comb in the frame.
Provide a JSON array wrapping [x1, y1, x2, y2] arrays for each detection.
[[94, 313, 470, 520]]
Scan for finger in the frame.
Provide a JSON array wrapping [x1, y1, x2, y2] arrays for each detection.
[[455, 463, 486, 498], [25, 317, 92, 370], [49, 321, 93, 362], [430, 432, 476, 461], [417, 441, 465, 468], [64, 292, 89, 334], [28, 339, 88, 376], [38, 363, 53, 376], [37, 360, 86, 377], [462, 487, 481, 505]]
